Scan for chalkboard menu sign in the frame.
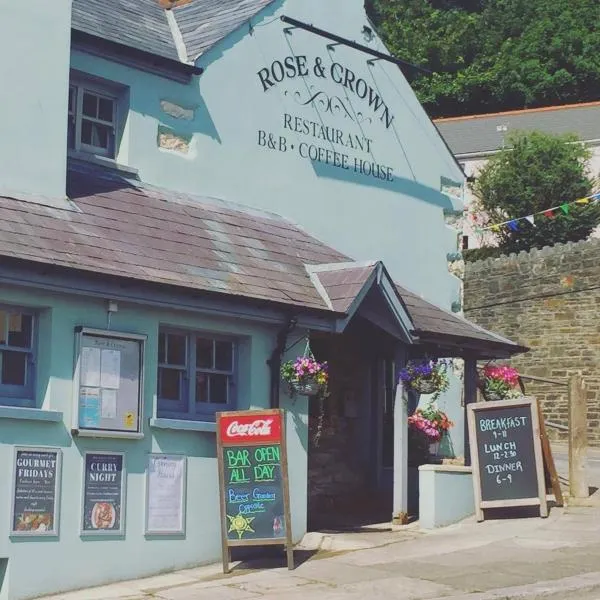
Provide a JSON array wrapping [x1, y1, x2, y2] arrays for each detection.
[[217, 409, 293, 573], [467, 398, 548, 521], [11, 447, 62, 536], [81, 452, 126, 535]]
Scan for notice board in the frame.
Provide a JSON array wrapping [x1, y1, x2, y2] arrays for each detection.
[[73, 328, 146, 438], [467, 397, 548, 521], [216, 409, 293, 573]]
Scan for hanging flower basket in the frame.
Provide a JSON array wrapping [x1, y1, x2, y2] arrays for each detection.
[[290, 378, 323, 397], [478, 364, 521, 402], [281, 353, 328, 399], [399, 359, 450, 401], [411, 379, 439, 395], [481, 389, 505, 402], [408, 403, 454, 460]]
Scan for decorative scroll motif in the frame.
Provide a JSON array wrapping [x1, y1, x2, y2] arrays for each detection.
[[284, 87, 372, 126]]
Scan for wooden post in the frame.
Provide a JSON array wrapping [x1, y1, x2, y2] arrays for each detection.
[[463, 358, 478, 467], [568, 373, 588, 499], [392, 379, 408, 525], [536, 398, 564, 507]]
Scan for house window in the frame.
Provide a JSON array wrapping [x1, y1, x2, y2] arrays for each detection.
[[0, 308, 35, 406], [68, 83, 117, 158], [157, 330, 237, 420]]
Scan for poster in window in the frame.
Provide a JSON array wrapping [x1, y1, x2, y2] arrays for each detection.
[[74, 328, 146, 437], [145, 454, 187, 535], [81, 452, 126, 535], [11, 447, 62, 536]]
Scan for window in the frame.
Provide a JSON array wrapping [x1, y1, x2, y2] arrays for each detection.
[[68, 83, 117, 158], [157, 330, 236, 420], [0, 308, 35, 406]]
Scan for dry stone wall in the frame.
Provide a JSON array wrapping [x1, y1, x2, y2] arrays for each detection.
[[464, 239, 600, 445]]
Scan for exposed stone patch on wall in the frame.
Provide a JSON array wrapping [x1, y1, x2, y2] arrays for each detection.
[[160, 100, 195, 121], [157, 125, 191, 154], [464, 239, 600, 445]]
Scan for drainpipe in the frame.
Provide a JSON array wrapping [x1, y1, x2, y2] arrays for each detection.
[[268, 314, 298, 409]]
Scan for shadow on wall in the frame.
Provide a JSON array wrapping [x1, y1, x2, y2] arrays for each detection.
[[311, 160, 456, 211]]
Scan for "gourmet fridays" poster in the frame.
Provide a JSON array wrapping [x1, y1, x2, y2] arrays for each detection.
[[82, 452, 125, 535], [12, 448, 62, 536]]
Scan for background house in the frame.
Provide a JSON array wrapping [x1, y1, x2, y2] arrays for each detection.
[[435, 102, 600, 249]]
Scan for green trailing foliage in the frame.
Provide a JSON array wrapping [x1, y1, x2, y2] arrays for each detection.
[[367, 0, 600, 117], [471, 131, 600, 255]]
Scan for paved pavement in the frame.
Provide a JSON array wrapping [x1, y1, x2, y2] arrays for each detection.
[[40, 444, 600, 600]]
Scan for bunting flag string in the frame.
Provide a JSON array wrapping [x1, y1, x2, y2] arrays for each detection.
[[474, 192, 600, 234]]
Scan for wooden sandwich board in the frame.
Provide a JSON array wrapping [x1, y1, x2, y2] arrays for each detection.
[[216, 409, 294, 573], [468, 397, 548, 521]]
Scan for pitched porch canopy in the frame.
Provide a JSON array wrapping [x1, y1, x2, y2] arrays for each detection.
[[308, 261, 526, 360], [0, 160, 524, 360]]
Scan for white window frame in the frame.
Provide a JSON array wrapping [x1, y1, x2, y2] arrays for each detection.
[[68, 81, 118, 158]]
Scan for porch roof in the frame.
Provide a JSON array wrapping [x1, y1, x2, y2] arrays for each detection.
[[0, 160, 526, 359], [310, 262, 527, 359]]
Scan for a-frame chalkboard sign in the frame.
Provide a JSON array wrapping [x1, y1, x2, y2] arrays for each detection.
[[216, 409, 293, 573], [467, 397, 548, 521]]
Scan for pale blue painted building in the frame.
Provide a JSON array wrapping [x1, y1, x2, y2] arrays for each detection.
[[0, 1, 524, 598]]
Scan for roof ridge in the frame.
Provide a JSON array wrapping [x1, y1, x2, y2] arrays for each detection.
[[165, 7, 189, 63], [434, 101, 600, 124]]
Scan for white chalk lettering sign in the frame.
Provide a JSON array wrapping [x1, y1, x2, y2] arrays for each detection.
[[467, 398, 548, 521]]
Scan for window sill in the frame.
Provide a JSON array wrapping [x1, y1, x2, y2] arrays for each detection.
[[67, 149, 139, 178], [150, 418, 216, 433], [0, 406, 63, 423]]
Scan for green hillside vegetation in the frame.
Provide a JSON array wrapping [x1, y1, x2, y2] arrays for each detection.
[[367, 0, 600, 117]]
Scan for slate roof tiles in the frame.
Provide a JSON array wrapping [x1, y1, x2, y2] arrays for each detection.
[[0, 162, 346, 311], [71, 0, 277, 64], [0, 162, 523, 356], [435, 102, 600, 157]]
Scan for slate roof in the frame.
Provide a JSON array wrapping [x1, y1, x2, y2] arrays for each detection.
[[396, 283, 527, 354], [311, 263, 525, 356], [435, 102, 600, 157], [0, 161, 524, 356], [172, 0, 275, 61], [0, 161, 347, 311], [71, 0, 277, 64], [72, 0, 180, 62], [312, 264, 377, 313]]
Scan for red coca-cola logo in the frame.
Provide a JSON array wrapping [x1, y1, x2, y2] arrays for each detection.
[[219, 411, 282, 445]]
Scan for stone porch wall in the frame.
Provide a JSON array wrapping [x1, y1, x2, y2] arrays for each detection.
[[464, 239, 600, 445]]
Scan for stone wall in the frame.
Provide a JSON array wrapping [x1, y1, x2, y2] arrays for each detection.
[[464, 239, 600, 445]]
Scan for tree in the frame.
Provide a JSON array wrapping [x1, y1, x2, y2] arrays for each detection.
[[470, 131, 600, 255], [367, 0, 600, 117]]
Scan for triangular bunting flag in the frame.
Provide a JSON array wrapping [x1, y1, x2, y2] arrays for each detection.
[[592, 193, 600, 200], [560, 204, 570, 215], [507, 220, 519, 232], [490, 224, 502, 232], [575, 198, 590, 205], [525, 215, 535, 226], [543, 209, 555, 219]]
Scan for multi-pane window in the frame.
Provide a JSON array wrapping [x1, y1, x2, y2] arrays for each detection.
[[0, 308, 35, 405], [68, 83, 117, 158], [157, 330, 236, 420]]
